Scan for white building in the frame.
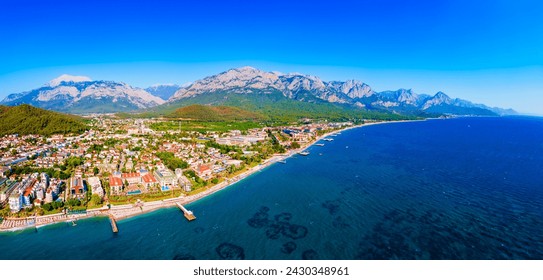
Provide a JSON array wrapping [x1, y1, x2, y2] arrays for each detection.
[[8, 193, 23, 212], [86, 176, 104, 198]]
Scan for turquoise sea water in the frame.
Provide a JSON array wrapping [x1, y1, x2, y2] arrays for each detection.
[[1, 117, 542, 259]]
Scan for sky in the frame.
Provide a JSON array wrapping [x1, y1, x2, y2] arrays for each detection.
[[0, 0, 542, 114]]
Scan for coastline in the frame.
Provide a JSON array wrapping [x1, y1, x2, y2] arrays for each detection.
[[0, 119, 424, 232]]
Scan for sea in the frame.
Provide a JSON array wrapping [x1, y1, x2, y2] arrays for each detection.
[[1, 116, 542, 260]]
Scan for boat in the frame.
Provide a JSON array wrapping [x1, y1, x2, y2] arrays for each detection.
[[279, 160, 287, 164], [298, 151, 310, 156], [315, 143, 325, 147], [323, 138, 334, 141]]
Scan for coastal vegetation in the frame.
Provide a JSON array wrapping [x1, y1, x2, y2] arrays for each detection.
[[149, 120, 263, 133], [0, 104, 88, 136], [168, 104, 267, 122], [155, 151, 189, 170]]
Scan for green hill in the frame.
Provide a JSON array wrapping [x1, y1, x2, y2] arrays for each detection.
[[0, 104, 88, 136], [169, 104, 267, 121], [149, 91, 415, 122]]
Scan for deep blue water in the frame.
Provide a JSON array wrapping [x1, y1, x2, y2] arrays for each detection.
[[1, 117, 542, 260]]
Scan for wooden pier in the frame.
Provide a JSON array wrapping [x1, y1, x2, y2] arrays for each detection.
[[109, 215, 118, 233], [176, 202, 196, 221]]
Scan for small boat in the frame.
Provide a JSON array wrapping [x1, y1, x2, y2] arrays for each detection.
[[315, 143, 325, 147], [298, 151, 310, 156], [279, 160, 287, 164], [346, 146, 349, 148], [323, 138, 334, 141]]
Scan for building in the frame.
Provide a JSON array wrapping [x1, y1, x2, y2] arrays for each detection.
[[225, 160, 243, 167], [35, 186, 45, 200], [0, 179, 16, 204], [121, 172, 141, 186], [40, 172, 50, 188], [195, 164, 212, 179], [0, 166, 10, 177], [44, 189, 54, 203], [86, 176, 104, 198], [70, 175, 86, 199], [178, 175, 192, 192], [153, 169, 177, 188], [8, 192, 23, 212], [141, 173, 158, 190], [109, 175, 124, 195]]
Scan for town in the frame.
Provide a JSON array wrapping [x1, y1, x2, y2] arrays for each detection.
[[0, 117, 354, 229]]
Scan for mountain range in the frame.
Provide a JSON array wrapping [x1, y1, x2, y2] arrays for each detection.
[[1, 75, 165, 113], [1, 67, 516, 116]]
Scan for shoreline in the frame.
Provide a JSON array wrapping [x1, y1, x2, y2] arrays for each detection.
[[0, 119, 424, 232]]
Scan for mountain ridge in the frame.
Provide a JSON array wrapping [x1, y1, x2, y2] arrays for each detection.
[[2, 77, 165, 113], [167, 66, 514, 116], [1, 67, 516, 116]]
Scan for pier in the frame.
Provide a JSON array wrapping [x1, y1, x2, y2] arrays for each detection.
[[176, 202, 196, 221], [109, 215, 118, 233]]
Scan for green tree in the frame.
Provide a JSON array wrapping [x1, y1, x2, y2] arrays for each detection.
[[90, 194, 102, 205], [43, 203, 53, 211]]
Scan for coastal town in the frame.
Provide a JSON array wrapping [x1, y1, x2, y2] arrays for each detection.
[[0, 117, 356, 231]]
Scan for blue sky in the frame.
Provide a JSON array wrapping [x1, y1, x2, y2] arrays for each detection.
[[1, 0, 542, 114]]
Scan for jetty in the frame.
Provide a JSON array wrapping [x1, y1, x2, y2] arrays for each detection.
[[109, 215, 118, 233], [176, 202, 196, 221]]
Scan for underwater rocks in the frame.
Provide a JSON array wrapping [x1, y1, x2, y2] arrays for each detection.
[[281, 242, 297, 254], [332, 216, 350, 229], [193, 227, 205, 234], [248, 207, 308, 241], [216, 243, 245, 260], [322, 199, 341, 215], [282, 224, 308, 240]]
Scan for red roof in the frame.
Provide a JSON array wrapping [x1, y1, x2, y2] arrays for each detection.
[[122, 172, 140, 179], [141, 173, 157, 184], [24, 187, 33, 197], [198, 165, 211, 172], [109, 175, 123, 187]]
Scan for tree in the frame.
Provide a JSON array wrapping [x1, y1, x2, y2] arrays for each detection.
[[291, 141, 300, 149], [42, 203, 52, 211], [93, 166, 99, 175], [90, 194, 102, 206]]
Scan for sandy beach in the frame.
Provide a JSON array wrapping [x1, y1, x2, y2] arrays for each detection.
[[0, 119, 423, 232]]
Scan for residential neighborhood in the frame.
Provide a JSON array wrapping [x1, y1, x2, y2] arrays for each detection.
[[0, 117, 351, 217]]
